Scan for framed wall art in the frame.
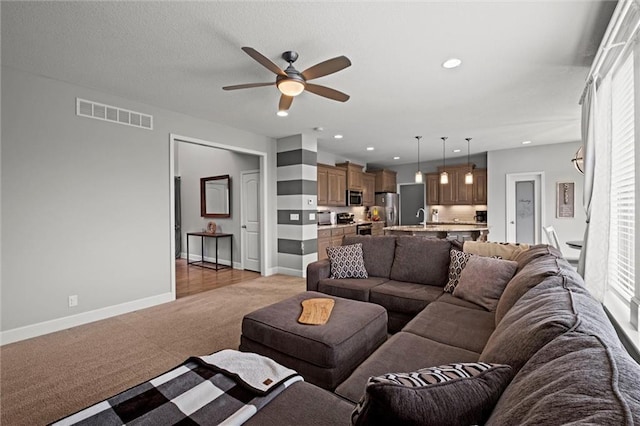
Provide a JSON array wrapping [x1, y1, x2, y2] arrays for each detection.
[[556, 182, 575, 218]]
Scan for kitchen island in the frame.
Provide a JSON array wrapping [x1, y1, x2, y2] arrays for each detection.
[[384, 224, 489, 241]]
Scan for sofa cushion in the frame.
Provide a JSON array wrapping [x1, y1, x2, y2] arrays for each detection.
[[317, 277, 389, 302], [435, 292, 485, 310], [486, 332, 640, 426], [244, 380, 356, 426], [444, 249, 471, 293], [495, 256, 562, 325], [403, 302, 495, 354], [352, 362, 513, 426], [335, 332, 481, 403], [511, 244, 562, 272], [369, 281, 443, 315], [463, 241, 530, 260], [452, 256, 518, 311], [327, 243, 368, 279], [479, 276, 578, 373], [343, 235, 397, 278], [389, 237, 452, 286]]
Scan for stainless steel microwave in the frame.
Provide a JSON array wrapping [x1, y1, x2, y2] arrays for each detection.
[[347, 190, 363, 206]]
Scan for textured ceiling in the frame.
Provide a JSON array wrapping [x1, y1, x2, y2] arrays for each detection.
[[1, 1, 616, 167]]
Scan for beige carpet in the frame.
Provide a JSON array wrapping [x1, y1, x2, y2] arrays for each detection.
[[0, 275, 305, 425]]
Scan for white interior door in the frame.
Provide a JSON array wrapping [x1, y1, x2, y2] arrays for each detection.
[[241, 170, 261, 272], [506, 172, 544, 244]]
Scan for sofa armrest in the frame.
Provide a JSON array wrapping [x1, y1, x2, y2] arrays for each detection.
[[307, 259, 331, 291]]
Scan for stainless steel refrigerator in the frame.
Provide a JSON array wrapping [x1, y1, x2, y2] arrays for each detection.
[[375, 192, 399, 226]]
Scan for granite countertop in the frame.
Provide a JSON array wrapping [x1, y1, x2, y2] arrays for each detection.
[[425, 221, 485, 225], [384, 224, 490, 232]]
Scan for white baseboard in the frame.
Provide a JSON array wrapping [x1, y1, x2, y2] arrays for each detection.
[[276, 267, 305, 277], [0, 292, 174, 346]]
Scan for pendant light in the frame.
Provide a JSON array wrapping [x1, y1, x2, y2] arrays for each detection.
[[440, 137, 449, 184], [414, 136, 423, 183], [465, 137, 473, 185]]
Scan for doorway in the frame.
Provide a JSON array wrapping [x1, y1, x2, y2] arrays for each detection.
[[399, 183, 425, 225], [506, 172, 544, 244], [169, 134, 269, 299]]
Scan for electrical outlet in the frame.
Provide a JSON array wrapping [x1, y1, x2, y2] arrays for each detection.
[[68, 295, 78, 307], [290, 213, 299, 221], [309, 213, 316, 221]]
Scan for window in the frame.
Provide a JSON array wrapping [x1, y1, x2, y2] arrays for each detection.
[[608, 53, 636, 303]]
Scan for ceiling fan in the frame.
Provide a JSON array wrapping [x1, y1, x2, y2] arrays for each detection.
[[223, 47, 351, 113]]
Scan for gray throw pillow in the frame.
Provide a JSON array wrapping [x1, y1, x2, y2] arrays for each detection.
[[453, 256, 518, 311], [327, 243, 368, 279], [351, 362, 513, 426]]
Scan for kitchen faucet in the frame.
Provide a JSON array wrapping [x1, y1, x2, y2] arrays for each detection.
[[416, 208, 427, 228]]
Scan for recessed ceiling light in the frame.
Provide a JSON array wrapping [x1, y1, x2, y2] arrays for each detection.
[[522, 140, 532, 145], [442, 58, 462, 69], [277, 110, 288, 117], [366, 147, 375, 151], [393, 156, 400, 160], [453, 149, 461, 153], [334, 134, 343, 139]]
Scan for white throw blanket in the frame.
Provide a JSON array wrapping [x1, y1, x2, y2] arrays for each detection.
[[198, 349, 300, 394]]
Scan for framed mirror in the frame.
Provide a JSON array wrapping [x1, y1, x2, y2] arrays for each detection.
[[200, 175, 231, 218]]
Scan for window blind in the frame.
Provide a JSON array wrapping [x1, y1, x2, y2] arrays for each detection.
[[608, 52, 635, 302]]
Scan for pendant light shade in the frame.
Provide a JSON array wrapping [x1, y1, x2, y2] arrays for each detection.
[[440, 137, 449, 184], [465, 137, 473, 185], [415, 136, 423, 183]]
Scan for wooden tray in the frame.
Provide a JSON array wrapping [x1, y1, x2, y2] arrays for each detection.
[[298, 298, 335, 325]]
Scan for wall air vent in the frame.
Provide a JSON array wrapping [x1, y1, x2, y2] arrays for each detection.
[[76, 98, 153, 130]]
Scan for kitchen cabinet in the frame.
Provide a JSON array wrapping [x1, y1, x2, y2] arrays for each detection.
[[426, 173, 440, 205], [317, 163, 346, 207], [336, 162, 364, 191], [371, 169, 397, 193], [317, 225, 356, 260], [362, 172, 376, 206], [472, 168, 488, 204], [437, 165, 475, 205], [371, 222, 385, 236]]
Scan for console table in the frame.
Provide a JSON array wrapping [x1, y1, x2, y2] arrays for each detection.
[[186, 232, 233, 270]]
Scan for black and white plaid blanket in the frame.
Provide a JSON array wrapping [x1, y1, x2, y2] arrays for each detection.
[[52, 351, 302, 425]]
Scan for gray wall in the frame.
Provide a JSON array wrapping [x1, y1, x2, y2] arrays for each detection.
[[1, 67, 276, 333], [177, 142, 259, 265], [487, 141, 586, 258]]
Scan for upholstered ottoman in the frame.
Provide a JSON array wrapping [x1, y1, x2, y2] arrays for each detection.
[[239, 291, 387, 390]]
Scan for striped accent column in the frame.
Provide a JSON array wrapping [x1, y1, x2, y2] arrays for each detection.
[[277, 134, 318, 277]]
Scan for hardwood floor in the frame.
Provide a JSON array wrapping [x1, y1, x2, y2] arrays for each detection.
[[175, 258, 261, 298]]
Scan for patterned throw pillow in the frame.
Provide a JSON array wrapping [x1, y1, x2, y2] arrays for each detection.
[[327, 243, 368, 279], [444, 249, 471, 293], [351, 362, 513, 426]]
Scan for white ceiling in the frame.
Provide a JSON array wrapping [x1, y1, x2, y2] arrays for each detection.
[[1, 1, 615, 167]]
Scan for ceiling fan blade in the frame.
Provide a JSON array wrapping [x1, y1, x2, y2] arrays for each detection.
[[241, 47, 287, 76], [305, 83, 350, 102], [301, 56, 351, 81], [222, 82, 274, 90], [279, 95, 294, 111]]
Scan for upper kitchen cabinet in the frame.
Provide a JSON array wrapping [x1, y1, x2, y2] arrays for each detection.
[[472, 168, 487, 204], [362, 172, 376, 206], [426, 173, 440, 205], [435, 165, 487, 205], [317, 163, 346, 206], [336, 162, 364, 191], [371, 169, 397, 193]]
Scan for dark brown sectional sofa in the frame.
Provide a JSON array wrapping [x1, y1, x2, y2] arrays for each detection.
[[245, 235, 640, 425]]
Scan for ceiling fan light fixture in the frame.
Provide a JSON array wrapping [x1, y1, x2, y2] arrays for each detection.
[[277, 79, 305, 97], [276, 110, 288, 117]]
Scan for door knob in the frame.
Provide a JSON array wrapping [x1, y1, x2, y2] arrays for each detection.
[[510, 221, 515, 224], [241, 225, 247, 229]]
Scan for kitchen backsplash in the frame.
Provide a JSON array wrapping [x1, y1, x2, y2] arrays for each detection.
[[429, 205, 488, 222]]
